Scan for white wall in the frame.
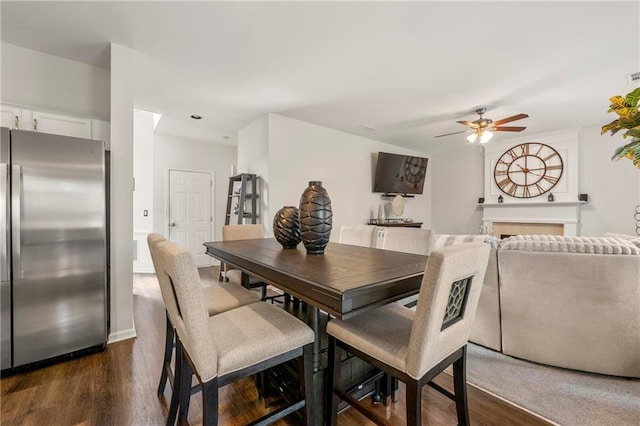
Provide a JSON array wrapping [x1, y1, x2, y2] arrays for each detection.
[[237, 115, 270, 229], [1, 43, 110, 120], [153, 133, 237, 244], [109, 43, 135, 343], [431, 145, 484, 234], [133, 110, 154, 273], [239, 114, 432, 238], [580, 125, 639, 236]]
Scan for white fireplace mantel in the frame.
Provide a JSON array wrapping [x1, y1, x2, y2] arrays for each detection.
[[481, 201, 585, 236]]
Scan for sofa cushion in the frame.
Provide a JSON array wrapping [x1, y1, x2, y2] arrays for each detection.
[[500, 235, 640, 255], [604, 232, 640, 249], [435, 234, 499, 249]]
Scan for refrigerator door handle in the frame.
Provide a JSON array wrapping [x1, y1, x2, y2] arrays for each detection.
[[11, 165, 22, 280], [0, 163, 7, 282]]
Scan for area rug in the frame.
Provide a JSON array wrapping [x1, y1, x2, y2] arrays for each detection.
[[464, 344, 640, 426]]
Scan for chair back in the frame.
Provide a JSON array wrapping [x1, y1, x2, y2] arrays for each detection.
[[406, 242, 490, 378], [222, 224, 264, 241], [148, 233, 182, 323], [147, 233, 166, 270], [381, 227, 435, 255], [154, 240, 219, 382], [339, 225, 377, 247]]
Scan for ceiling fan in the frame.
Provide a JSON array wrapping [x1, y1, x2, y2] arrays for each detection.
[[435, 108, 529, 144]]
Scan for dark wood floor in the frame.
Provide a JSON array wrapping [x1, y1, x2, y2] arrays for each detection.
[[0, 267, 551, 425]]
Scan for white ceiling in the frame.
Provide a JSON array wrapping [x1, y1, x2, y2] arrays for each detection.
[[2, 1, 639, 154]]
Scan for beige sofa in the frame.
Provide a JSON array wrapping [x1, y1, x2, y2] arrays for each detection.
[[438, 233, 640, 378], [498, 235, 640, 378]]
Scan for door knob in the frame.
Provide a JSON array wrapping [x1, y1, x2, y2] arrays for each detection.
[[171, 223, 176, 227]]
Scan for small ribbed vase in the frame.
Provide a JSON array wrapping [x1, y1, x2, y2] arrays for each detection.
[[273, 206, 302, 249], [299, 181, 333, 254]]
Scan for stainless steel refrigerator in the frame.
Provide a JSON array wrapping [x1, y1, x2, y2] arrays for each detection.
[[1, 127, 107, 372]]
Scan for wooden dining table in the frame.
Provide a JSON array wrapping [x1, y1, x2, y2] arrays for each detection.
[[204, 238, 427, 318]]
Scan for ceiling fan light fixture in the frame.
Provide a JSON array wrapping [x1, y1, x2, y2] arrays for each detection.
[[480, 130, 494, 144], [466, 133, 478, 143]]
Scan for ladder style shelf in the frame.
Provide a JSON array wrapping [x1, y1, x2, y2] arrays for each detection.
[[225, 173, 258, 225]]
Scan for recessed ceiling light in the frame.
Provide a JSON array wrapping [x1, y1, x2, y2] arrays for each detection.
[[190, 114, 202, 120]]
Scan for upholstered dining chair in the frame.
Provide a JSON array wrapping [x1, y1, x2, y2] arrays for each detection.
[[221, 224, 271, 299], [147, 233, 261, 422], [381, 227, 435, 255], [154, 239, 315, 426], [326, 242, 490, 426], [339, 224, 378, 247]]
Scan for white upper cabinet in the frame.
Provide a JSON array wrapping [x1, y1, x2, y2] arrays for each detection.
[[1, 103, 108, 144], [32, 110, 92, 139], [1, 104, 24, 129]]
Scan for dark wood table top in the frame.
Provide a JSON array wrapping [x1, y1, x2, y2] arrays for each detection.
[[204, 238, 427, 319]]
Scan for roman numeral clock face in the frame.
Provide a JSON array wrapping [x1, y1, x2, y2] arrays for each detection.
[[493, 142, 563, 199]]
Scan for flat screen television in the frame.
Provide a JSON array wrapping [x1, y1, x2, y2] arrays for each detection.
[[373, 152, 428, 195]]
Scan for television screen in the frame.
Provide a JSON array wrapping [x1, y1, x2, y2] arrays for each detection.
[[373, 152, 428, 195]]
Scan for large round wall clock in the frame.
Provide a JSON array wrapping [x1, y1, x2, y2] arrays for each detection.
[[493, 142, 563, 198]]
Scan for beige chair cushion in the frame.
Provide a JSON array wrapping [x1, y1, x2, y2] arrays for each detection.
[[328, 242, 490, 380], [210, 302, 315, 377], [225, 269, 265, 287], [203, 282, 260, 316], [327, 303, 413, 372]]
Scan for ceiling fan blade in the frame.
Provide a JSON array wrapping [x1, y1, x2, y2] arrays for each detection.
[[434, 130, 470, 138], [491, 113, 529, 126], [456, 120, 479, 129], [492, 126, 527, 132]]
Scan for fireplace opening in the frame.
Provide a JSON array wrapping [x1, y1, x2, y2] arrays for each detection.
[[491, 222, 564, 238]]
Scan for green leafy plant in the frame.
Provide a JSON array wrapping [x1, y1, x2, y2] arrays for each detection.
[[601, 86, 640, 168]]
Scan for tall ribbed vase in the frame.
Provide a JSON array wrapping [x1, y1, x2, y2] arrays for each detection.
[[273, 206, 301, 248], [299, 181, 333, 254]]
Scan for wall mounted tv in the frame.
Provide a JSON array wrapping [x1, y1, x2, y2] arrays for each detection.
[[373, 152, 428, 195]]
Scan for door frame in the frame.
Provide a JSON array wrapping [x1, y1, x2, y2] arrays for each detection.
[[165, 167, 215, 266]]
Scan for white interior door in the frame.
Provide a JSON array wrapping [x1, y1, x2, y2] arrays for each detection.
[[168, 170, 212, 267]]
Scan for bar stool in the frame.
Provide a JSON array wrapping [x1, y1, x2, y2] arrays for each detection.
[[148, 233, 261, 422], [154, 239, 315, 425], [326, 243, 490, 425]]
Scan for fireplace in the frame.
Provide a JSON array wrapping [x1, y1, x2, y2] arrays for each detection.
[[481, 201, 583, 237], [492, 222, 564, 239]]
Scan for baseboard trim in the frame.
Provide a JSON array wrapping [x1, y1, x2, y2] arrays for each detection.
[[108, 328, 137, 344], [133, 266, 155, 274]]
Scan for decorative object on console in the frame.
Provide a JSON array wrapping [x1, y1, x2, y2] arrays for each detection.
[[273, 206, 301, 248], [547, 193, 554, 202], [578, 193, 589, 202], [498, 195, 504, 203], [601, 86, 640, 169], [391, 194, 405, 217], [299, 181, 332, 254], [478, 197, 485, 204], [377, 204, 385, 222], [434, 107, 529, 143], [636, 205, 640, 236], [494, 142, 563, 198]]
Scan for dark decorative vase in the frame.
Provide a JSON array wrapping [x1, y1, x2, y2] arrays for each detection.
[[299, 181, 333, 254], [273, 206, 301, 248]]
